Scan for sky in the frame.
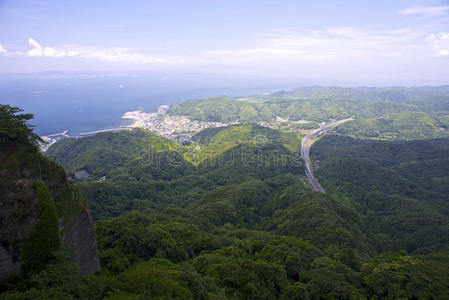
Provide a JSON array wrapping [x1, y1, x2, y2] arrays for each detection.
[[0, 0, 449, 85]]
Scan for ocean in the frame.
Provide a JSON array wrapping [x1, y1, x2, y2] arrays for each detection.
[[0, 72, 299, 136]]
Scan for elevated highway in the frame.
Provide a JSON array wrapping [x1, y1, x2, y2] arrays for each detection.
[[301, 118, 352, 192]]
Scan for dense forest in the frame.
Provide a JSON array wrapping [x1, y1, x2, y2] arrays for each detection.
[[169, 86, 449, 140], [2, 87, 449, 299]]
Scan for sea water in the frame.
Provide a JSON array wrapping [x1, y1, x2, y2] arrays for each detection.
[[0, 72, 300, 136]]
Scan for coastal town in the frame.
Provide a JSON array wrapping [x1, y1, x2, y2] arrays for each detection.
[[39, 104, 315, 151], [39, 105, 236, 151], [122, 105, 238, 143]]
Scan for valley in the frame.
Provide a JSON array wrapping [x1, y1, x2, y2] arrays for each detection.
[[2, 1, 449, 298], [2, 86, 449, 299]]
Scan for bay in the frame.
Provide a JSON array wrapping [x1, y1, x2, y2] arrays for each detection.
[[0, 72, 298, 136]]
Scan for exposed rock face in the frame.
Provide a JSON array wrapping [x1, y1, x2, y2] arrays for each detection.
[[0, 246, 19, 282], [0, 147, 99, 282], [63, 207, 100, 274]]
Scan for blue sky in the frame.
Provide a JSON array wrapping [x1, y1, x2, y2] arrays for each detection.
[[0, 0, 448, 84]]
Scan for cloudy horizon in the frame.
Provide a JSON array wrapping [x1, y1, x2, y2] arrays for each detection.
[[0, 0, 448, 85]]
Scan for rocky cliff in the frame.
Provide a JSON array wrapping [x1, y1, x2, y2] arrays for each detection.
[[0, 141, 100, 281]]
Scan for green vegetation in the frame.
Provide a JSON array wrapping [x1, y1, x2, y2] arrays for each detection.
[[256, 86, 449, 103], [20, 181, 61, 275], [3, 85, 449, 299], [188, 124, 302, 171], [311, 135, 449, 254], [0, 105, 41, 148], [18, 122, 448, 298], [168, 97, 263, 123], [1, 249, 102, 299], [48, 124, 304, 219], [193, 123, 301, 151], [46, 128, 182, 179], [169, 86, 449, 140], [336, 112, 448, 140], [0, 106, 97, 296]]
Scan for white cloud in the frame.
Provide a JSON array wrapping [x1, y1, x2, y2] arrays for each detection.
[[3, 28, 445, 75], [24, 37, 171, 63], [82, 49, 167, 63], [68, 51, 80, 57], [398, 5, 449, 17], [0, 44, 7, 54], [28, 38, 42, 50], [425, 32, 449, 57], [27, 37, 66, 57], [203, 27, 424, 65]]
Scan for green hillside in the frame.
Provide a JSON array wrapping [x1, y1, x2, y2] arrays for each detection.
[[336, 112, 448, 140], [168, 86, 449, 140], [189, 124, 302, 163], [5, 91, 449, 299], [13, 123, 446, 299], [311, 135, 449, 254], [46, 128, 183, 179], [257, 86, 449, 103]]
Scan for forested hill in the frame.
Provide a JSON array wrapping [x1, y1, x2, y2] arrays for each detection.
[[168, 86, 449, 140], [311, 135, 449, 254], [259, 86, 449, 102], [4, 84, 449, 298], [14, 121, 447, 299]]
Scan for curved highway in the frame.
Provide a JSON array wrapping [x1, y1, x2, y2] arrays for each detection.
[[301, 118, 352, 192]]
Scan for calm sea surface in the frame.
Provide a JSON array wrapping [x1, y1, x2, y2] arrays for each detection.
[[0, 72, 298, 136]]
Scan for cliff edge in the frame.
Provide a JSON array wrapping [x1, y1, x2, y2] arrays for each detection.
[[0, 105, 99, 282]]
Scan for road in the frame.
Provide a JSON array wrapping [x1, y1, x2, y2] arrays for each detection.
[[301, 118, 353, 192]]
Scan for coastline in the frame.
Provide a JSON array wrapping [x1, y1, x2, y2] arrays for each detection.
[[41, 104, 234, 149], [120, 104, 232, 143]]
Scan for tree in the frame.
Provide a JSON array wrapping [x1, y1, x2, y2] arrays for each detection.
[[0, 104, 42, 148]]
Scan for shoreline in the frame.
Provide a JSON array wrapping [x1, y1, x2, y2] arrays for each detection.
[[39, 106, 165, 151]]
